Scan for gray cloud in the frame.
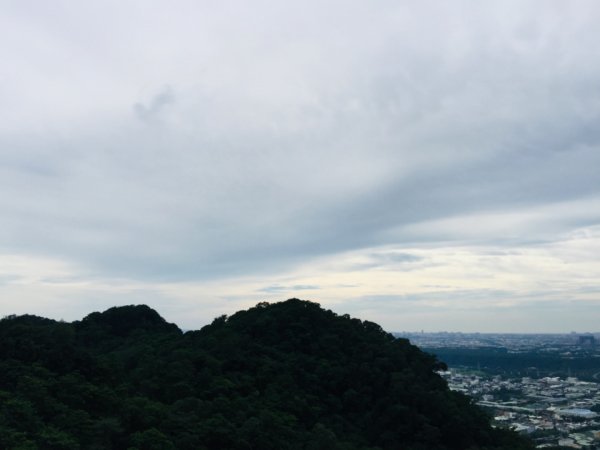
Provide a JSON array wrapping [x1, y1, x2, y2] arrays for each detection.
[[347, 252, 424, 271], [1, 1, 600, 330], [259, 284, 320, 294], [133, 86, 175, 123], [0, 275, 21, 285]]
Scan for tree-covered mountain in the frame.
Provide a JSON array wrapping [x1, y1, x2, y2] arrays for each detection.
[[0, 299, 533, 449]]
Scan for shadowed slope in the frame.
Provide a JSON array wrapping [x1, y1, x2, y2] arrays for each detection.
[[0, 299, 533, 449]]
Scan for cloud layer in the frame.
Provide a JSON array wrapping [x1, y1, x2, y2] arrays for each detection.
[[1, 1, 599, 331]]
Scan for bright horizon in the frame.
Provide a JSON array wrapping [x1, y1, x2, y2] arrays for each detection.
[[1, 1, 599, 333]]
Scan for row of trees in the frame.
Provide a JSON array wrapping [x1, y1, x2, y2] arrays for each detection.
[[424, 347, 600, 380]]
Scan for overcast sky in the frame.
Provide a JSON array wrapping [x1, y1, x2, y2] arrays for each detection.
[[1, 0, 599, 332]]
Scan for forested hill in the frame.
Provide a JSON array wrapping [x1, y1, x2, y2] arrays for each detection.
[[0, 300, 532, 449]]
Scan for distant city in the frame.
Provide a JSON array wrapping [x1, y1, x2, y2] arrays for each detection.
[[398, 332, 600, 449], [444, 371, 600, 448]]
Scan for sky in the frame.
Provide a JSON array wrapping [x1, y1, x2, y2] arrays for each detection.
[[1, 0, 599, 332]]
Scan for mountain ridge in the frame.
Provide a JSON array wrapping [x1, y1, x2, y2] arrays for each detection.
[[0, 299, 533, 449]]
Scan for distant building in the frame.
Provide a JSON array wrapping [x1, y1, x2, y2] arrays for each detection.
[[556, 408, 598, 419], [578, 335, 596, 346], [512, 423, 535, 434]]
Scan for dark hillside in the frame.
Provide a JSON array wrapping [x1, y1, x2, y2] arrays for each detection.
[[0, 299, 533, 449]]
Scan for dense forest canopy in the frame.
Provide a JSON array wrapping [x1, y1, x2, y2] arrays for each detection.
[[423, 346, 600, 380], [0, 299, 533, 449]]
